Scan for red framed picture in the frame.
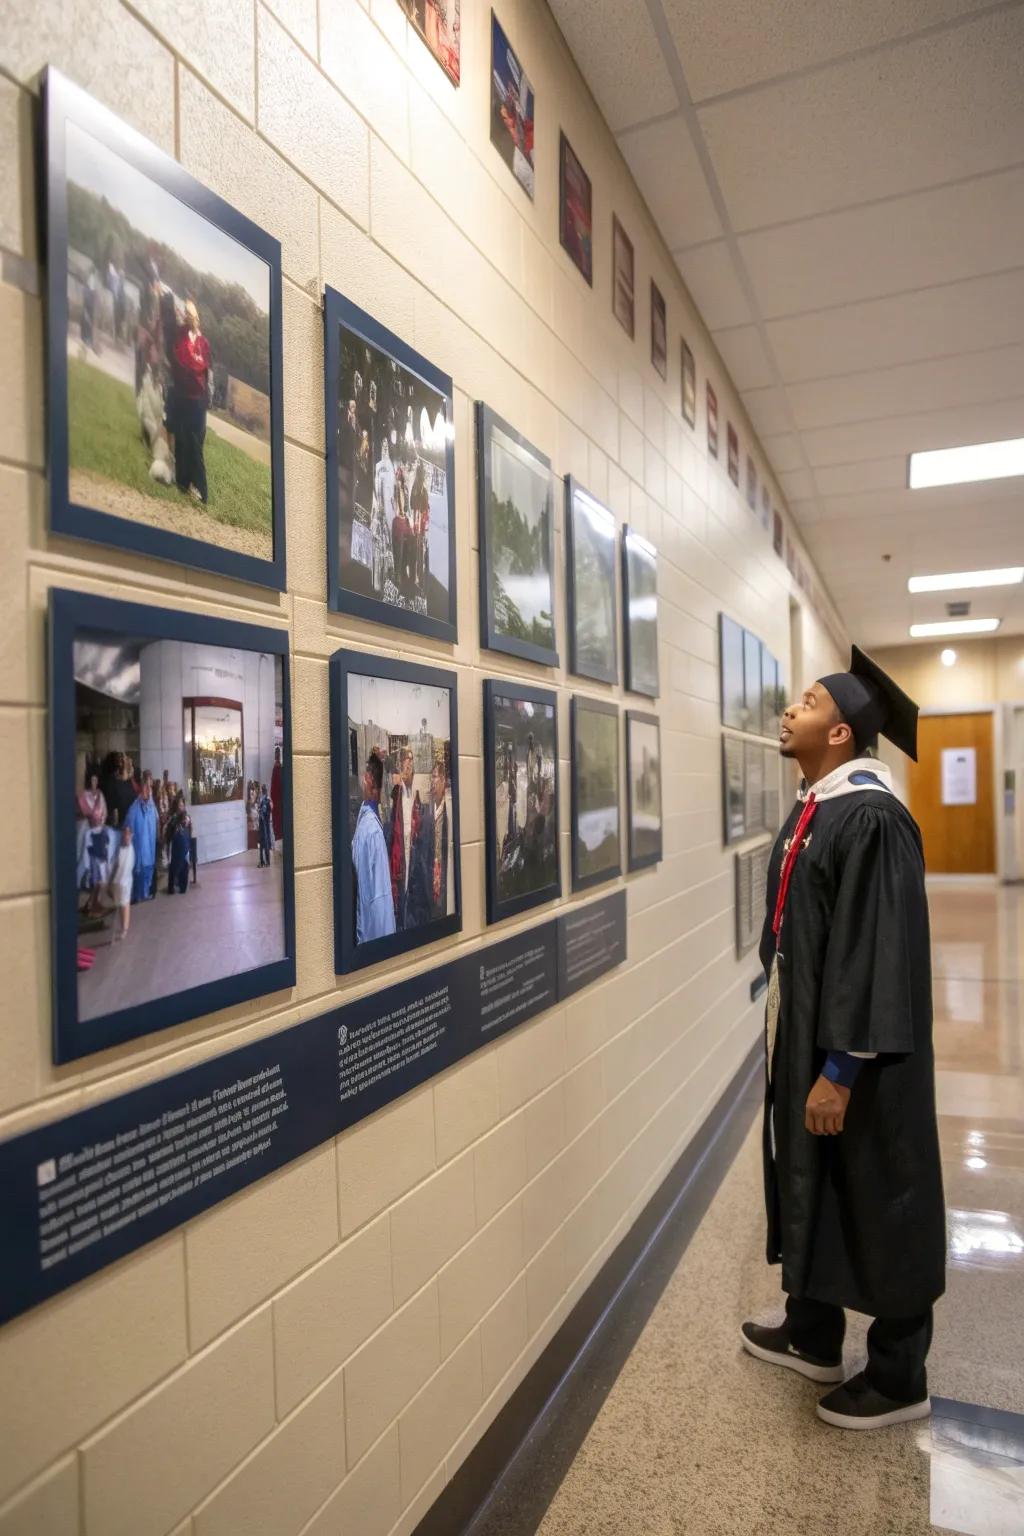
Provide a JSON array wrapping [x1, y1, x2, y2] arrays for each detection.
[[746, 454, 757, 511], [727, 423, 739, 486], [650, 281, 667, 380], [612, 216, 634, 337], [772, 509, 783, 556], [706, 382, 718, 458], [681, 338, 696, 427], [559, 132, 593, 286]]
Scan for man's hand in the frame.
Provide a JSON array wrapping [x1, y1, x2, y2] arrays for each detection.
[[805, 1075, 851, 1136]]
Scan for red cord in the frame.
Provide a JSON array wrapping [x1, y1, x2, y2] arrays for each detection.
[[771, 792, 818, 944]]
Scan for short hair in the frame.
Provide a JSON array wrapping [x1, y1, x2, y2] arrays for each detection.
[[399, 746, 414, 765], [366, 751, 384, 795]]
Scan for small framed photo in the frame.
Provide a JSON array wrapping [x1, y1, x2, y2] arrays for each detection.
[[626, 710, 662, 871], [483, 680, 560, 924], [746, 454, 757, 511], [44, 68, 286, 590], [743, 628, 762, 733], [760, 643, 776, 737], [760, 482, 771, 530], [50, 588, 295, 1063], [490, 11, 534, 198], [612, 215, 635, 337], [772, 508, 784, 557], [559, 132, 593, 286], [744, 739, 765, 836], [399, 0, 461, 85], [330, 651, 461, 974], [571, 696, 621, 892], [719, 613, 746, 731], [565, 477, 617, 685], [650, 281, 668, 380], [722, 734, 745, 846], [622, 526, 659, 698], [477, 403, 558, 667], [681, 339, 696, 427], [707, 381, 719, 458], [324, 287, 457, 644], [727, 423, 740, 486]]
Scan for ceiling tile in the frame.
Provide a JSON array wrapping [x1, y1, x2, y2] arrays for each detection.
[[741, 385, 794, 437], [659, 0, 995, 103], [711, 323, 775, 389], [799, 394, 1024, 468], [766, 269, 1024, 382], [813, 457, 908, 495], [548, 0, 679, 132], [697, 8, 1024, 229], [778, 467, 817, 500], [739, 166, 1024, 319], [760, 432, 805, 473], [673, 240, 751, 329], [617, 116, 722, 247], [784, 344, 1024, 431]]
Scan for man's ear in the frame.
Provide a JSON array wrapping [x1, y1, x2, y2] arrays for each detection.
[[828, 718, 854, 748]]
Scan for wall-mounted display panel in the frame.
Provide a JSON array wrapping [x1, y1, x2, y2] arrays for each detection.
[[626, 710, 662, 871], [651, 281, 667, 380], [483, 680, 560, 924], [477, 404, 558, 667], [723, 734, 745, 846], [735, 840, 771, 956], [490, 11, 534, 198], [681, 338, 696, 428], [565, 477, 617, 685], [612, 215, 635, 337], [559, 131, 593, 286], [571, 697, 621, 892], [622, 526, 659, 698], [400, 0, 460, 85]]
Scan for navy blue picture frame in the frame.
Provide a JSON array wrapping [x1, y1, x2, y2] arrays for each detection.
[[622, 525, 659, 698], [625, 709, 662, 872], [570, 695, 622, 893], [483, 678, 561, 925], [49, 588, 296, 1064], [330, 649, 462, 974], [565, 476, 618, 686], [323, 286, 458, 644], [476, 403, 559, 669], [43, 69, 286, 590]]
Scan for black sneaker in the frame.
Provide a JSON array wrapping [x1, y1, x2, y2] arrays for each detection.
[[740, 1321, 844, 1383], [816, 1371, 931, 1430]]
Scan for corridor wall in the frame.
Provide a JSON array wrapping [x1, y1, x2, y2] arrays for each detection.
[[0, 2, 842, 1532]]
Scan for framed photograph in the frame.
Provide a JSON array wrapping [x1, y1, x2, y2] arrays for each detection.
[[565, 477, 617, 685], [490, 12, 534, 198], [324, 287, 456, 644], [44, 68, 285, 591], [49, 588, 295, 1063], [760, 482, 771, 531], [681, 338, 696, 428], [650, 281, 668, 380], [760, 643, 776, 736], [727, 423, 740, 486], [559, 132, 593, 286], [746, 454, 757, 511], [477, 403, 558, 667], [622, 526, 659, 698], [722, 733, 745, 846], [744, 739, 765, 836], [763, 744, 781, 833], [626, 710, 662, 871], [719, 613, 746, 731], [707, 381, 719, 458], [768, 657, 785, 739], [330, 651, 461, 974], [743, 628, 762, 733], [399, 0, 460, 86], [612, 215, 635, 338], [773, 508, 784, 557], [483, 680, 560, 923], [571, 696, 621, 892]]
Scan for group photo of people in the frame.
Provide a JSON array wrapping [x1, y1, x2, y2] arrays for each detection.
[[63, 117, 275, 562], [488, 688, 559, 916], [334, 321, 453, 627], [345, 672, 457, 949]]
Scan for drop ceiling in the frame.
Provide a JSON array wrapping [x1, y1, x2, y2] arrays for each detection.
[[547, 0, 1024, 647]]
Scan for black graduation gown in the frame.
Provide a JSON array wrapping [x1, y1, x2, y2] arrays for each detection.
[[758, 788, 946, 1317]]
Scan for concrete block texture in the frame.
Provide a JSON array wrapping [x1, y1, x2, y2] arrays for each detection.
[[0, 0, 843, 1528]]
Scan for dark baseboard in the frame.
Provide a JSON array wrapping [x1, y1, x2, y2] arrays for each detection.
[[413, 1035, 763, 1536]]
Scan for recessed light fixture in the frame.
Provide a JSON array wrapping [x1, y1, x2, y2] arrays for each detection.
[[909, 619, 1000, 638], [940, 649, 957, 667], [908, 437, 1024, 489], [908, 566, 1024, 593]]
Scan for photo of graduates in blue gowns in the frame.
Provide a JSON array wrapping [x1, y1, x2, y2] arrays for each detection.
[[332, 654, 461, 972], [53, 589, 294, 1059], [484, 682, 560, 923]]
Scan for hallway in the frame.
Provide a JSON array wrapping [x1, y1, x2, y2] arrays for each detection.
[[473, 882, 1024, 1536]]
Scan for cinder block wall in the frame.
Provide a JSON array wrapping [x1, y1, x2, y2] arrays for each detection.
[[0, 2, 844, 1532]]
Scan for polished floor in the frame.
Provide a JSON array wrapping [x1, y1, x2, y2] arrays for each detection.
[[474, 880, 1024, 1536]]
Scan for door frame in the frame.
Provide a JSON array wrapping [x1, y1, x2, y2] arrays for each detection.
[[919, 704, 1006, 882]]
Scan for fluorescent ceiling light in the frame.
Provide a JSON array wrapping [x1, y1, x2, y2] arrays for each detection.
[[908, 566, 1024, 593], [908, 437, 1024, 489], [909, 618, 1000, 638]]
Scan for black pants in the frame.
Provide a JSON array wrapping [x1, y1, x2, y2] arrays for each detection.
[[786, 1295, 932, 1402], [175, 397, 208, 501]]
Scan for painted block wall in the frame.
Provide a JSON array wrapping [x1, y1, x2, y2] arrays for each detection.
[[0, 2, 844, 1532]]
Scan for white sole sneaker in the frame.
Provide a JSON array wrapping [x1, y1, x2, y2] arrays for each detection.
[[739, 1325, 845, 1384], [816, 1396, 931, 1431]]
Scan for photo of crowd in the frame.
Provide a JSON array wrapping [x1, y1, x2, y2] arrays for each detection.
[[572, 698, 621, 890], [480, 407, 556, 664], [344, 671, 458, 955], [332, 318, 452, 631], [60, 116, 275, 564], [70, 626, 286, 1030], [486, 685, 559, 920], [491, 12, 535, 198]]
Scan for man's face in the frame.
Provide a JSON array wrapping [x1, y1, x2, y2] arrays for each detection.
[[431, 766, 445, 806], [779, 681, 844, 760], [362, 766, 375, 800], [141, 781, 152, 802], [401, 753, 414, 789]]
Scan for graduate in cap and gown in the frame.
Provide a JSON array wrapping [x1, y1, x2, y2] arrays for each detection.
[[741, 647, 946, 1430]]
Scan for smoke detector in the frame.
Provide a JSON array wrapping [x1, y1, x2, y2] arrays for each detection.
[[946, 600, 971, 618]]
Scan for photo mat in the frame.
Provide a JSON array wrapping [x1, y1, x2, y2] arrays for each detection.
[[477, 404, 558, 667], [559, 132, 593, 286], [565, 477, 618, 685], [626, 711, 662, 872], [622, 526, 659, 698], [330, 651, 462, 974], [44, 68, 285, 590], [490, 11, 534, 198], [50, 588, 295, 1063], [571, 696, 621, 891], [483, 681, 561, 923], [324, 287, 457, 644]]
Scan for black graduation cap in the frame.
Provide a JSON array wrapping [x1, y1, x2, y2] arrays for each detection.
[[818, 645, 919, 761]]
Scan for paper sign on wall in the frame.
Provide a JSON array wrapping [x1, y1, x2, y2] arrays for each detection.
[[941, 747, 977, 806]]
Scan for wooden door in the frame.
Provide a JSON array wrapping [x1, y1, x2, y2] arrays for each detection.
[[908, 713, 995, 874]]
